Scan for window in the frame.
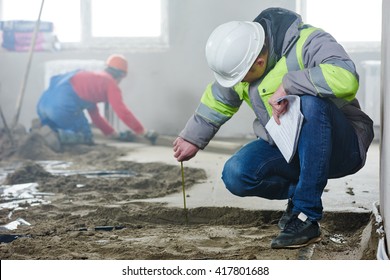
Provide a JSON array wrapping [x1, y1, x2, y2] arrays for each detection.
[[0, 0, 168, 50], [296, 0, 382, 52]]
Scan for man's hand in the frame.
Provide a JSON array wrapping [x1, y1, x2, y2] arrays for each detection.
[[269, 84, 288, 125], [117, 130, 136, 142], [173, 137, 199, 161]]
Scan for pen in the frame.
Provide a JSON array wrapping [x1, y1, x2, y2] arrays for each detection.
[[276, 97, 285, 104]]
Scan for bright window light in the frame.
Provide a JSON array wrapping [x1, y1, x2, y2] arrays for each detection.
[[0, 0, 166, 49], [1, 0, 81, 42], [305, 0, 381, 43], [91, 0, 161, 37]]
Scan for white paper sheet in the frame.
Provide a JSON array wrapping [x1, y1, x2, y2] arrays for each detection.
[[265, 95, 303, 163]]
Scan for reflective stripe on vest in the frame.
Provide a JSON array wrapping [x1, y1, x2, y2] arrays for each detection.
[[259, 26, 320, 116], [286, 26, 321, 72], [197, 83, 243, 125]]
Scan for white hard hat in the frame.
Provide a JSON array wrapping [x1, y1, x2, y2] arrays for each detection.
[[205, 21, 265, 88]]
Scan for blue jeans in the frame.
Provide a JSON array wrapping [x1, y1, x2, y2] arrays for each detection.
[[222, 95, 362, 221]]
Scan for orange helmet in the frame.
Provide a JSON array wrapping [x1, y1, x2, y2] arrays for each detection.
[[106, 54, 128, 73]]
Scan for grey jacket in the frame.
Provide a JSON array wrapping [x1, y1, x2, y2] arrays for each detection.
[[180, 7, 374, 167]]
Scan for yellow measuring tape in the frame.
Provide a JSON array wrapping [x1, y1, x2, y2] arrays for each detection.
[[180, 161, 189, 224]]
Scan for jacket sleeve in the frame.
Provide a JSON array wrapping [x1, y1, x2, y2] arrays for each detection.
[[87, 105, 115, 135], [179, 82, 244, 149], [282, 30, 359, 101], [106, 83, 145, 135]]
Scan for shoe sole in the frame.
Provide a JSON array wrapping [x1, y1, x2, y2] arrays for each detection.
[[272, 235, 322, 249]]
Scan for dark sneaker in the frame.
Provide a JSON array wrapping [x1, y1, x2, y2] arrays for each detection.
[[58, 130, 94, 145], [278, 198, 293, 229], [271, 212, 322, 249]]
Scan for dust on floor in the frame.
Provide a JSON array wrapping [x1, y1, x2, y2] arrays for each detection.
[[0, 128, 377, 260]]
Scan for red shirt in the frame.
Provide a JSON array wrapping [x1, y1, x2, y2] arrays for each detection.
[[70, 71, 144, 135]]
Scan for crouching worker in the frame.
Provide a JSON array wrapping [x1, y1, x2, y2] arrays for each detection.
[[173, 8, 374, 249], [36, 54, 157, 148]]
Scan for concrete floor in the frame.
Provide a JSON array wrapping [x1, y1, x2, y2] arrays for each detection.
[[106, 137, 380, 214]]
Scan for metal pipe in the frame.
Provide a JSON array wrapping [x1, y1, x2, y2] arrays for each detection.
[[12, 0, 45, 127], [379, 0, 390, 259], [0, 105, 15, 147]]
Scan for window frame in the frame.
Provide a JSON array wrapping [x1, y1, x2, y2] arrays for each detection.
[[0, 0, 169, 51]]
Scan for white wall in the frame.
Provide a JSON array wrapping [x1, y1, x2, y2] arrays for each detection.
[[0, 0, 379, 139]]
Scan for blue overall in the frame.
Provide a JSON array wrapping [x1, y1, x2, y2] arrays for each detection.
[[36, 70, 95, 142]]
